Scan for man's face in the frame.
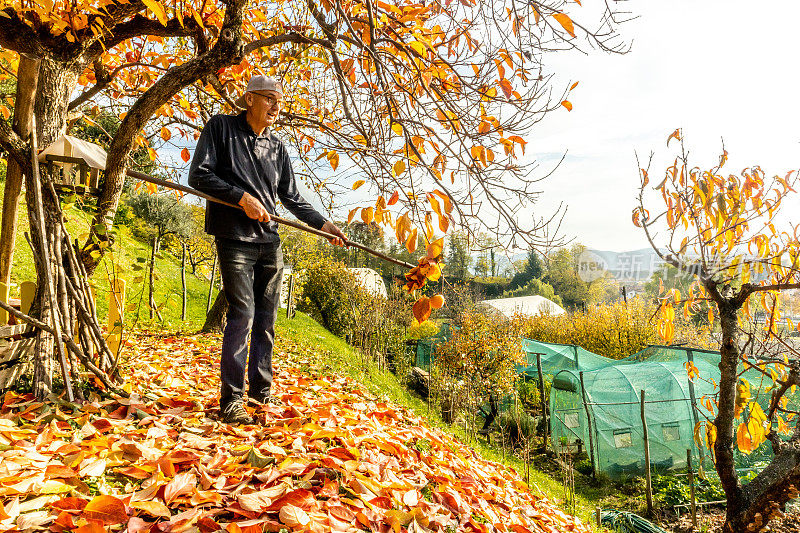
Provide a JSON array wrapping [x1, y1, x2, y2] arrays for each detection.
[[246, 90, 283, 127]]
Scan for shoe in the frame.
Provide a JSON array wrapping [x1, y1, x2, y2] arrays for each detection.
[[221, 400, 254, 424], [248, 393, 283, 406]]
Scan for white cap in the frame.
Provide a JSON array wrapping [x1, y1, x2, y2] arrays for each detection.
[[235, 75, 283, 108]]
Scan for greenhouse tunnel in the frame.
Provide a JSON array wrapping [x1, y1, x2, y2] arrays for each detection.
[[550, 359, 720, 480]]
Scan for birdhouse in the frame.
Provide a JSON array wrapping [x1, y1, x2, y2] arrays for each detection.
[[37, 135, 107, 195]]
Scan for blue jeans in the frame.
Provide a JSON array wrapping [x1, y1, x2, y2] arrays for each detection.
[[216, 238, 284, 407]]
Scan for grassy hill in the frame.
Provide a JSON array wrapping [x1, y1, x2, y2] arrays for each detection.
[[7, 188, 215, 329]]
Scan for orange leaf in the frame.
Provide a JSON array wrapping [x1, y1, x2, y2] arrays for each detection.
[[561, 100, 573, 111], [352, 180, 365, 190], [181, 148, 190, 162], [667, 128, 682, 146], [405, 228, 418, 253], [328, 151, 339, 171], [361, 207, 374, 224], [83, 495, 128, 525], [412, 297, 432, 323], [160, 127, 171, 141], [427, 237, 445, 259], [388, 190, 400, 206], [552, 13, 576, 37], [348, 208, 359, 224]]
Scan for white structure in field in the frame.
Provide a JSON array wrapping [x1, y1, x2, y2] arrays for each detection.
[[348, 268, 388, 299], [480, 295, 566, 318]]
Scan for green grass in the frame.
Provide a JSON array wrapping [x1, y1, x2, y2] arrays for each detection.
[[7, 190, 215, 330], [275, 311, 611, 530]]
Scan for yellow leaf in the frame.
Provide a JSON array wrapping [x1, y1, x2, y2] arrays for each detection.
[[160, 127, 171, 141], [393, 160, 406, 177], [552, 13, 576, 38], [352, 180, 365, 190], [391, 123, 403, 136], [141, 0, 168, 26]]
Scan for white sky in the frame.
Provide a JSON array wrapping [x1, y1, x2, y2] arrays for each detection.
[[527, 0, 800, 252]]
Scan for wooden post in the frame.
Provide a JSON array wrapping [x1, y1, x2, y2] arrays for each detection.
[[0, 282, 8, 325], [286, 272, 295, 319], [20, 281, 36, 315], [595, 507, 602, 527], [107, 278, 126, 357], [536, 353, 548, 450], [578, 371, 596, 477], [206, 253, 217, 315], [640, 389, 653, 517], [180, 242, 187, 321], [687, 449, 698, 530]]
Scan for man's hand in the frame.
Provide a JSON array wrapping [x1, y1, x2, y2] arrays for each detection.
[[238, 192, 271, 223], [321, 221, 347, 247]]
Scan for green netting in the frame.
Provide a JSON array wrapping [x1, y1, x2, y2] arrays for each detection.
[[519, 338, 619, 378], [414, 323, 456, 368], [550, 358, 719, 480], [550, 344, 800, 479]]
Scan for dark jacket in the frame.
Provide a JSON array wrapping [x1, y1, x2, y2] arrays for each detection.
[[188, 112, 326, 243]]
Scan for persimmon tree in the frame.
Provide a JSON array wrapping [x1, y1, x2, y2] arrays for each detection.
[[0, 0, 628, 397], [635, 131, 800, 533]]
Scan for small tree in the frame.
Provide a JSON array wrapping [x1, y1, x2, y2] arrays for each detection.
[[433, 309, 525, 429], [127, 192, 192, 320], [635, 131, 800, 533]]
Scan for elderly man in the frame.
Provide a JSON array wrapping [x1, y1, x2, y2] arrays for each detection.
[[189, 75, 346, 424]]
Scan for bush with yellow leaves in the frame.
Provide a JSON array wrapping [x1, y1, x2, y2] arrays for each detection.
[[514, 297, 716, 359]]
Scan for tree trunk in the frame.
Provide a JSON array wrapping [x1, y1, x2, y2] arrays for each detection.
[[147, 233, 163, 321], [27, 59, 76, 397], [0, 56, 39, 286], [181, 242, 187, 321], [202, 290, 228, 334]]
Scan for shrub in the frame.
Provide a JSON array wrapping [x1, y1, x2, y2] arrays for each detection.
[[514, 297, 716, 359], [406, 320, 440, 341], [432, 309, 525, 422], [297, 257, 366, 338]]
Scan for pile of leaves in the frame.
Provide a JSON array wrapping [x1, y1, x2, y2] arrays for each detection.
[[0, 332, 590, 533]]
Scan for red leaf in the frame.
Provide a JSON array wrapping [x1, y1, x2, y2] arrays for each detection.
[[181, 148, 191, 162]]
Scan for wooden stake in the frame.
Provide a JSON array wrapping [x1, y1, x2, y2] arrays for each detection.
[[687, 449, 697, 530], [640, 389, 653, 517], [578, 371, 596, 477], [536, 353, 548, 450], [30, 120, 73, 402], [206, 252, 217, 315]]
